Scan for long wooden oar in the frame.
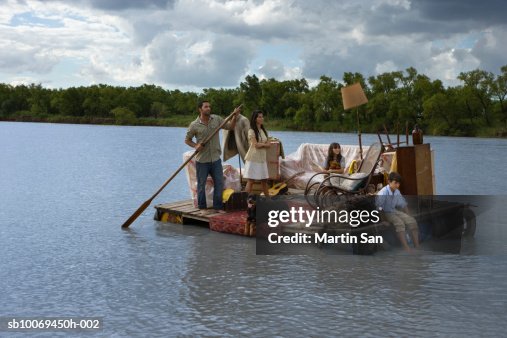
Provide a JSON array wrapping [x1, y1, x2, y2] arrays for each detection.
[[121, 109, 239, 228]]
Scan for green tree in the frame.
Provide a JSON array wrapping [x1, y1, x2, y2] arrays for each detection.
[[367, 72, 400, 130], [294, 104, 314, 129], [52, 87, 85, 116], [260, 78, 285, 118], [151, 101, 169, 118], [171, 90, 199, 115], [111, 107, 136, 125], [311, 76, 341, 123], [458, 69, 495, 126], [82, 86, 102, 117], [28, 84, 51, 115], [343, 72, 368, 89], [1, 85, 30, 116], [491, 65, 507, 126], [2, 64, 507, 136], [202, 88, 237, 115], [239, 75, 262, 111], [423, 88, 477, 136]]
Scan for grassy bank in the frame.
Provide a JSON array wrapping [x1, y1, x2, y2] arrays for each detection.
[[2, 114, 507, 138], [0, 113, 196, 128]]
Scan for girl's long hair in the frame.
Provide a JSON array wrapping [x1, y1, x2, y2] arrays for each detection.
[[250, 110, 268, 142], [325, 142, 342, 170]]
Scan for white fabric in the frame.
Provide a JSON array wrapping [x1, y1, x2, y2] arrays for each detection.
[[279, 143, 393, 190], [243, 161, 269, 180], [183, 151, 241, 208], [280, 144, 367, 190]]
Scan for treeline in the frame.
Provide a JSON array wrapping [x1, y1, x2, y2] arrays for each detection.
[[1, 65, 506, 137]]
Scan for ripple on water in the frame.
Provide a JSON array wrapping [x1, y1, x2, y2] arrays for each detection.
[[2, 123, 507, 336]]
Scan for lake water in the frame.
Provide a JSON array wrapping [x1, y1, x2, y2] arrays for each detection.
[[1, 121, 507, 337]]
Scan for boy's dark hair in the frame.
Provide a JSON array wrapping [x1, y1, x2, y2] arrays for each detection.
[[197, 100, 209, 109], [388, 172, 402, 183]]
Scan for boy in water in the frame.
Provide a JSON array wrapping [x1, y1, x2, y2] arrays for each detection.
[[376, 172, 419, 252]]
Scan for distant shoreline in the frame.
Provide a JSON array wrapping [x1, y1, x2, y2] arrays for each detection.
[[2, 116, 507, 138]]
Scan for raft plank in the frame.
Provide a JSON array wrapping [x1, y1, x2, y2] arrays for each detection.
[[155, 199, 224, 224], [165, 202, 193, 209], [160, 200, 194, 209], [177, 205, 200, 213]]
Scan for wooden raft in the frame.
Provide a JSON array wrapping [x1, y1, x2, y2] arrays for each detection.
[[154, 189, 303, 227], [154, 200, 255, 236], [154, 200, 219, 224]]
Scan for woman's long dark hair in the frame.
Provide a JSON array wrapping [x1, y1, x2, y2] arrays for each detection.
[[325, 142, 342, 170], [250, 110, 268, 142]]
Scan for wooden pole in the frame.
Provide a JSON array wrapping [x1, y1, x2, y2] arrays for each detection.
[[383, 124, 392, 148], [396, 122, 400, 148], [406, 121, 409, 145], [357, 108, 363, 160], [238, 154, 243, 189]]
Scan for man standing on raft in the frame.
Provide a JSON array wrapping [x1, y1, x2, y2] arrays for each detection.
[[185, 100, 242, 214]]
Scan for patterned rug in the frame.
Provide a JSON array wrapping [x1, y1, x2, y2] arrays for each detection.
[[209, 211, 254, 236]]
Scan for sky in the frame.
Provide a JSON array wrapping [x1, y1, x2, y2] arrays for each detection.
[[1, 0, 506, 91]]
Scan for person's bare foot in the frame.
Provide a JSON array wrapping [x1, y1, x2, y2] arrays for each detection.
[[215, 209, 226, 214]]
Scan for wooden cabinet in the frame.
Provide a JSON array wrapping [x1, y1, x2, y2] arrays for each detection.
[[395, 144, 434, 195]]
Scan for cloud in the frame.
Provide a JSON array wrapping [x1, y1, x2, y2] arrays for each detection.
[[146, 32, 255, 87], [0, 0, 506, 90], [30, 0, 176, 11], [362, 0, 507, 37], [0, 43, 57, 73], [258, 59, 285, 78], [471, 28, 507, 74], [413, 0, 507, 26], [86, 0, 174, 11], [297, 0, 507, 83]]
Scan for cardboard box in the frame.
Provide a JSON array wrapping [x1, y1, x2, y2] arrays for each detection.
[[267, 140, 281, 180]]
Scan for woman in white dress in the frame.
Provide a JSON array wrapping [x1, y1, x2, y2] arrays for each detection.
[[244, 110, 271, 196]]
